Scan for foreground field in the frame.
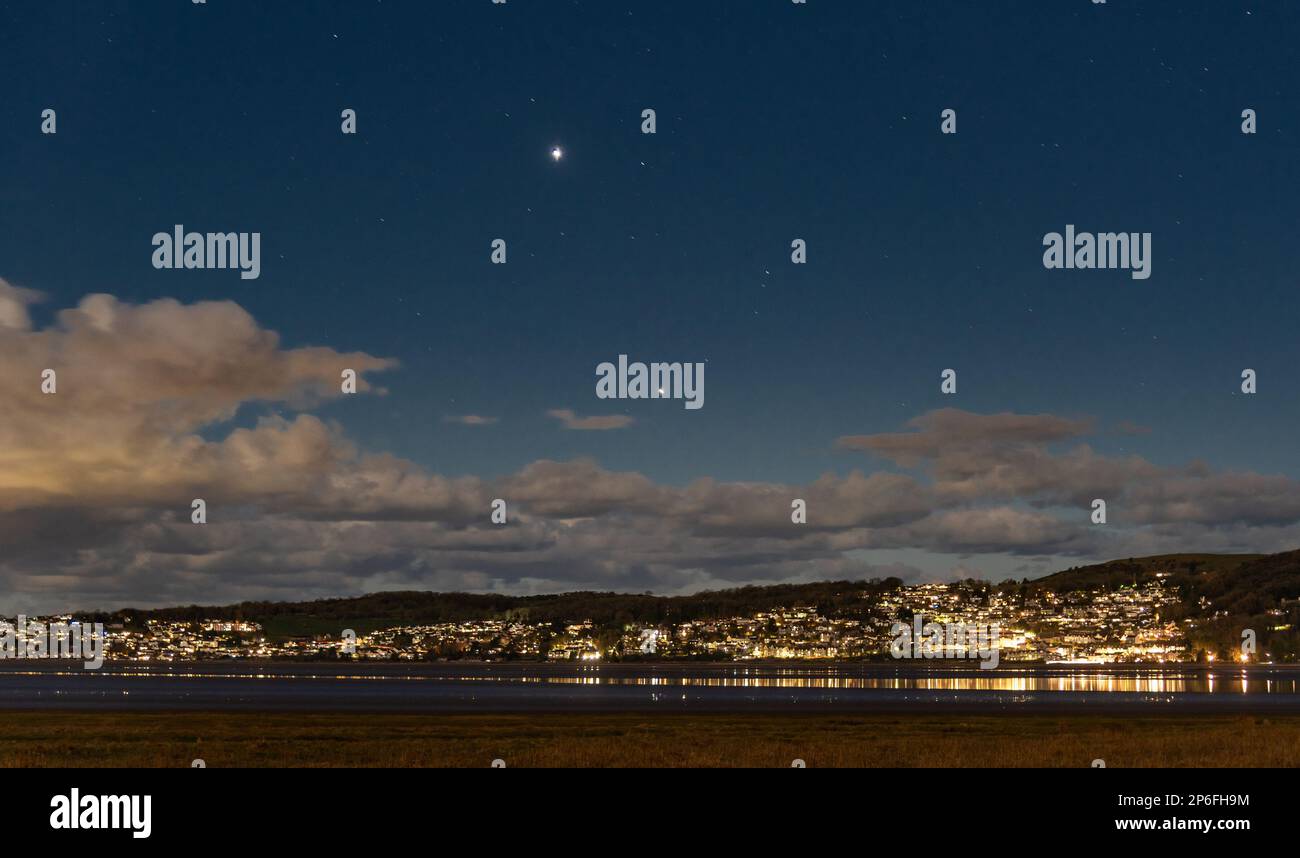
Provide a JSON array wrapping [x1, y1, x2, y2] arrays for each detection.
[[1, 712, 1298, 767]]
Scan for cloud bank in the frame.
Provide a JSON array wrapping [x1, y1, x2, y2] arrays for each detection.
[[3, 285, 1300, 611]]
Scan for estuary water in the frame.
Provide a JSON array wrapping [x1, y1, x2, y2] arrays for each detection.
[[1, 661, 1299, 712]]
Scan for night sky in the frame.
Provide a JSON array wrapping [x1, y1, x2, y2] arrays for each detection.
[[2, 1, 1299, 611]]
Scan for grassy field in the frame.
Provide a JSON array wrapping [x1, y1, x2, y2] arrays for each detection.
[[0, 711, 1297, 767]]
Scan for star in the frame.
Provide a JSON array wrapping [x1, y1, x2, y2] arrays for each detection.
[[551, 146, 564, 161]]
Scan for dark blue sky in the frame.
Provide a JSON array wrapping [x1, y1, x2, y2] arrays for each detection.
[[1, 0, 1294, 482], [2, 1, 1299, 607]]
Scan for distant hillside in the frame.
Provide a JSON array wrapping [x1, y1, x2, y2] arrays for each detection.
[[1019, 550, 1300, 660], [1027, 553, 1264, 594], [105, 578, 905, 638], [86, 550, 1300, 658], [1024, 551, 1300, 616]]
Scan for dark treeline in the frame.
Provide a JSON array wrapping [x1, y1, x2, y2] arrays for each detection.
[[103, 578, 905, 630]]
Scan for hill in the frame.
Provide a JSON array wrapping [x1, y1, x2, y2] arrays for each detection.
[[81, 551, 1300, 659], [105, 578, 905, 638], [1027, 553, 1263, 593]]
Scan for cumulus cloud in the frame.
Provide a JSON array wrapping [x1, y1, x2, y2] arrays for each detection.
[[836, 408, 1300, 529], [838, 412, 1135, 506], [2, 290, 1299, 611], [0, 288, 395, 513], [0, 279, 43, 330]]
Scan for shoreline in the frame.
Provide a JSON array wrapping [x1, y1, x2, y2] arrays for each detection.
[[1, 660, 1298, 714]]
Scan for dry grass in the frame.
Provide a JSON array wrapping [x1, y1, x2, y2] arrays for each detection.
[[0, 711, 1296, 767]]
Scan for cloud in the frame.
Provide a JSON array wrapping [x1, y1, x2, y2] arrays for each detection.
[[546, 408, 634, 431], [837, 409, 1091, 466], [443, 414, 499, 426], [3, 294, 1300, 611], [838, 410, 1152, 506], [834, 408, 1300, 535], [0, 279, 44, 330], [1114, 420, 1152, 436], [0, 291, 396, 513]]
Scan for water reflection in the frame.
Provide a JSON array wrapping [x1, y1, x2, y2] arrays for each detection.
[[529, 667, 1297, 695], [0, 662, 1295, 695]]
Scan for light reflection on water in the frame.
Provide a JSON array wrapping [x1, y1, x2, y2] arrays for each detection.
[[0, 662, 1294, 695], [506, 669, 1293, 695]]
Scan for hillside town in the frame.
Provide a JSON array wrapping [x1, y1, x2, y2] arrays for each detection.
[[2, 576, 1259, 664]]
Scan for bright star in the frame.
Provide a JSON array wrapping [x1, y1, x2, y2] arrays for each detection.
[[551, 146, 563, 161]]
